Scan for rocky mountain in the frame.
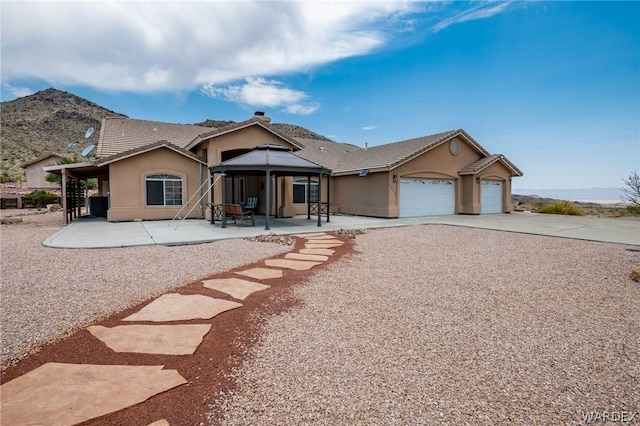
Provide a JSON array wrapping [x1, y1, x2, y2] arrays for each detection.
[[1, 88, 332, 181], [1, 88, 127, 180]]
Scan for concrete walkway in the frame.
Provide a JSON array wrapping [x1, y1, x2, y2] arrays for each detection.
[[43, 213, 640, 248]]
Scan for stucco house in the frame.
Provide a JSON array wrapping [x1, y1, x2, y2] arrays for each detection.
[[45, 112, 522, 223], [22, 153, 64, 190]]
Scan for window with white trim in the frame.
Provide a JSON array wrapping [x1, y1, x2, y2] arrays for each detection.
[[293, 178, 319, 203], [146, 174, 183, 206]]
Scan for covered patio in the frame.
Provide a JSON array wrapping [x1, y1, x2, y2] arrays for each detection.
[[43, 162, 109, 224], [209, 144, 332, 230]]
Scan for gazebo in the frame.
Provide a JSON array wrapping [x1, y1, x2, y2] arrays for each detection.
[[208, 144, 332, 230]]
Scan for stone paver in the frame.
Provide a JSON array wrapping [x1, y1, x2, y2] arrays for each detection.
[[265, 258, 323, 271], [123, 294, 242, 322], [293, 232, 327, 238], [285, 252, 329, 262], [305, 235, 340, 240], [304, 242, 344, 249], [235, 267, 284, 280], [3, 233, 345, 424], [88, 324, 211, 355], [0, 363, 186, 426], [299, 248, 336, 256], [202, 278, 270, 300]]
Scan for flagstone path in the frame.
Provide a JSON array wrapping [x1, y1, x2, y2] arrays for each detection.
[[0, 233, 346, 426]]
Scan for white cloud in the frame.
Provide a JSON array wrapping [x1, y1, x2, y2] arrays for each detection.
[[1, 1, 415, 98], [431, 1, 513, 33], [363, 125, 377, 130], [202, 77, 318, 115], [2, 84, 34, 98]]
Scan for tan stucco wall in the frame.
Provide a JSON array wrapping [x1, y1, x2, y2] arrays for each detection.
[[460, 175, 479, 214], [332, 172, 392, 217], [25, 157, 63, 189], [106, 148, 204, 222]]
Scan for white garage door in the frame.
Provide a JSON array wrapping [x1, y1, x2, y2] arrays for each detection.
[[399, 179, 455, 217], [481, 180, 503, 214]]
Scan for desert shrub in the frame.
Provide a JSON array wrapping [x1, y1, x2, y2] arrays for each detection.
[[537, 200, 583, 216], [23, 190, 59, 208], [627, 205, 640, 215]]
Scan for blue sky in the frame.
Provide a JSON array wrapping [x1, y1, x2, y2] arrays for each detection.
[[2, 1, 638, 190]]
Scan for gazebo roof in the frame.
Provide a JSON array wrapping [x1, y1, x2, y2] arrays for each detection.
[[209, 144, 331, 176]]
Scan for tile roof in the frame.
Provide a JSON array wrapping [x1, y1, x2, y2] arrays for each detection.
[[294, 138, 362, 171], [459, 154, 523, 176], [97, 117, 211, 158], [186, 117, 303, 151], [96, 141, 206, 166], [22, 153, 65, 168], [96, 116, 521, 178]]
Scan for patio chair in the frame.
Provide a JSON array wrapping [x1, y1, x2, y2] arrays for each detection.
[[224, 204, 255, 226], [245, 196, 258, 213]]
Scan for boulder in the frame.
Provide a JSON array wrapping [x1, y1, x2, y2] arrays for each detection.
[[631, 267, 640, 282]]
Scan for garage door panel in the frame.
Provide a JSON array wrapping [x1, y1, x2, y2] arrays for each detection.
[[399, 179, 455, 217], [481, 180, 503, 214]]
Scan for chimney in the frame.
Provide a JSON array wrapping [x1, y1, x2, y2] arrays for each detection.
[[253, 111, 271, 123]]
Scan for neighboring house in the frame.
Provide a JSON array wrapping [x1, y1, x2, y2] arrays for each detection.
[[22, 153, 64, 190], [45, 112, 522, 222]]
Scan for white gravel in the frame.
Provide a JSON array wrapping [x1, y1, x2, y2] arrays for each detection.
[[212, 225, 640, 425], [0, 212, 290, 368]]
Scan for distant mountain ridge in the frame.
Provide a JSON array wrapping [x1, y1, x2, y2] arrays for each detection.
[[0, 88, 332, 181], [513, 187, 624, 201]]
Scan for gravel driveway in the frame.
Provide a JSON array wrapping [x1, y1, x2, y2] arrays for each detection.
[[212, 225, 639, 425]]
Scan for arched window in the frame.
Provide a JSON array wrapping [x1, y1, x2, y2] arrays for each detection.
[[145, 174, 183, 206], [293, 178, 319, 204]]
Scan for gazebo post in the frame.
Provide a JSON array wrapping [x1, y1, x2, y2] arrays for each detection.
[[326, 175, 331, 223], [221, 172, 227, 228], [210, 173, 215, 224], [265, 169, 271, 230], [317, 172, 322, 227], [274, 175, 278, 218], [307, 175, 311, 220]]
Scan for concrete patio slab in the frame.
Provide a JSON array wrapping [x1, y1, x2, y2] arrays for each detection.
[[265, 258, 323, 271], [123, 294, 242, 322], [293, 232, 327, 238], [235, 267, 284, 280], [0, 363, 186, 426], [202, 278, 270, 300], [299, 248, 336, 256], [42, 212, 640, 249], [88, 324, 211, 355], [285, 253, 330, 262]]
